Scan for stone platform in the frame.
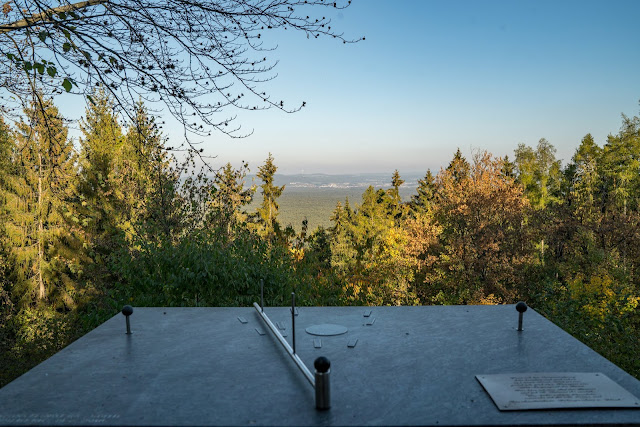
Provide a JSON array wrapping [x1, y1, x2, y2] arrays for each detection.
[[1, 305, 639, 426]]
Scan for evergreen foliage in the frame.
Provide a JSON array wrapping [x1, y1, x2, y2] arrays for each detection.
[[2, 100, 640, 389], [4, 98, 79, 310], [254, 153, 285, 239]]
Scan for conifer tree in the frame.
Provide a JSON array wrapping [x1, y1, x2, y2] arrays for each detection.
[[210, 162, 254, 237], [75, 89, 127, 260], [446, 148, 470, 183], [329, 186, 417, 305], [390, 170, 404, 203], [329, 201, 357, 277], [0, 117, 12, 292], [568, 134, 601, 226], [124, 101, 181, 242], [595, 114, 640, 273], [599, 115, 640, 215], [255, 153, 285, 238], [330, 201, 345, 232], [501, 155, 516, 178], [343, 197, 353, 220], [388, 169, 406, 221], [4, 98, 78, 308], [411, 170, 436, 214]]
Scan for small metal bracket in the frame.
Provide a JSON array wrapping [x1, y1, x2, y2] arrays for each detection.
[[276, 321, 286, 330], [363, 310, 372, 317], [366, 318, 376, 326], [347, 338, 358, 348], [237, 316, 248, 324], [314, 339, 322, 348], [255, 328, 266, 336]]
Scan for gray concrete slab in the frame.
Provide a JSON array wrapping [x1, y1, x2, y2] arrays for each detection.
[[0, 305, 639, 426]]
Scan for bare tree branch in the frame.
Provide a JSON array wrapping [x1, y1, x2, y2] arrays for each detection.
[[0, 0, 362, 147], [0, 0, 106, 33]]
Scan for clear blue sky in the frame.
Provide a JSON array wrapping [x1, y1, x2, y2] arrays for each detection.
[[74, 0, 640, 175]]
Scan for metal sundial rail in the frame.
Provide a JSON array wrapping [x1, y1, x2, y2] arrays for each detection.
[[252, 299, 315, 387], [254, 282, 331, 410]]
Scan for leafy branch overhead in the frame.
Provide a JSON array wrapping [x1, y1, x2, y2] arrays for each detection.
[[0, 0, 362, 136]]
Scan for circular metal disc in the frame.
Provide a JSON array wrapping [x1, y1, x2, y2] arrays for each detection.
[[305, 324, 348, 336]]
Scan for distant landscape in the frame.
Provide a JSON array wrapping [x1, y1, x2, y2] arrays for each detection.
[[2, 98, 639, 388], [247, 173, 423, 232]]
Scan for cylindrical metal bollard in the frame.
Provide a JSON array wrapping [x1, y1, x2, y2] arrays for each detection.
[[516, 301, 527, 331], [122, 305, 133, 334], [314, 357, 331, 410], [291, 292, 296, 354]]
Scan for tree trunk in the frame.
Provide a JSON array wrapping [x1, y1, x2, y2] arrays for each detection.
[[37, 151, 45, 300]]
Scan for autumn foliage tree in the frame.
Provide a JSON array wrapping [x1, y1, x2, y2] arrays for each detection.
[[421, 151, 532, 304]]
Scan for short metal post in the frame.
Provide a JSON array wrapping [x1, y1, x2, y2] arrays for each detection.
[[122, 305, 133, 334], [516, 301, 527, 331], [260, 279, 264, 312], [315, 357, 331, 410], [291, 292, 296, 354]]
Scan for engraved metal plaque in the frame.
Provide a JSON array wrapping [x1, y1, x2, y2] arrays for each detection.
[[476, 372, 640, 411]]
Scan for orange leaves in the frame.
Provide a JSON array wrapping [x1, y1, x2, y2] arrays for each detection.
[[427, 151, 531, 303], [2, 2, 11, 16]]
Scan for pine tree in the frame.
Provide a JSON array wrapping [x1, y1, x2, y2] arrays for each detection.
[[599, 115, 640, 215], [329, 201, 356, 277], [568, 134, 601, 226], [255, 153, 285, 238], [390, 169, 404, 203], [210, 162, 254, 237], [75, 89, 127, 261], [0, 117, 12, 294], [330, 185, 417, 305], [411, 170, 436, 214], [343, 197, 353, 220], [330, 201, 345, 232], [447, 148, 470, 183], [123, 101, 181, 242], [4, 98, 78, 309], [501, 155, 516, 178]]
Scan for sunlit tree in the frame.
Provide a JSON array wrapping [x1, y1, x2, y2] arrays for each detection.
[[430, 151, 531, 304], [4, 98, 79, 308], [254, 153, 284, 239]]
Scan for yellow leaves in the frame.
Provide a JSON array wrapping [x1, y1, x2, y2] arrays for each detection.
[[568, 272, 639, 322], [569, 273, 613, 301], [381, 226, 405, 259], [289, 247, 304, 262], [342, 281, 361, 301], [476, 293, 502, 305]]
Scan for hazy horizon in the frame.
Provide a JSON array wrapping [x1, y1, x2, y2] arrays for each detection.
[[58, 0, 640, 175]]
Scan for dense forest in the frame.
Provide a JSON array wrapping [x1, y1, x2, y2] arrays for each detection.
[[1, 91, 639, 386]]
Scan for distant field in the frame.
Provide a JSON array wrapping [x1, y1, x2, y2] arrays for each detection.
[[247, 186, 418, 233]]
